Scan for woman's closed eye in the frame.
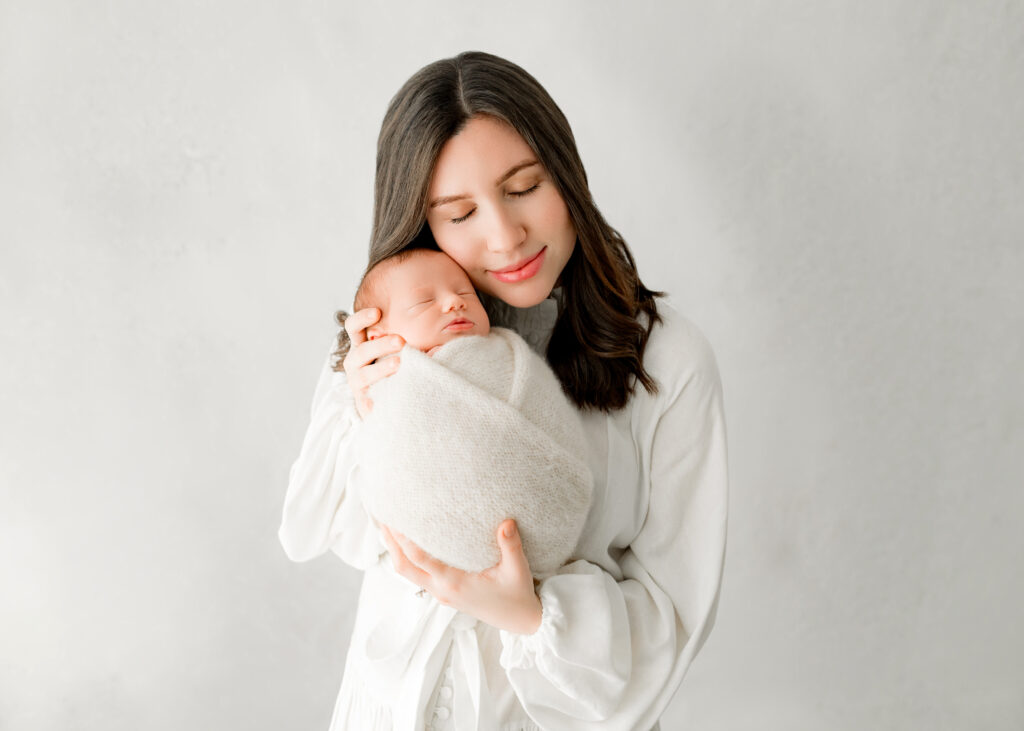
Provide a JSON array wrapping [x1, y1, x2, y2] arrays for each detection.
[[508, 183, 539, 197], [448, 183, 541, 224]]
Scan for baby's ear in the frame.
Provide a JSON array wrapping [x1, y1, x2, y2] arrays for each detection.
[[366, 323, 388, 341]]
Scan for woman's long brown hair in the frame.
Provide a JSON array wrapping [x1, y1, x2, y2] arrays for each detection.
[[366, 51, 662, 411]]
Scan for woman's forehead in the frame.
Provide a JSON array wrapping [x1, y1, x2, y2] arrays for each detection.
[[428, 116, 537, 195]]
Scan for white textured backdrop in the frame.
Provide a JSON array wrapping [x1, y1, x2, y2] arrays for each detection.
[[2, 2, 1022, 729]]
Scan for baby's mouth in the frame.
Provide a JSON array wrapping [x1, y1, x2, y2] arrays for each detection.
[[444, 318, 474, 331]]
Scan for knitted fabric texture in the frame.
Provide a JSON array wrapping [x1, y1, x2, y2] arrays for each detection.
[[357, 327, 592, 578]]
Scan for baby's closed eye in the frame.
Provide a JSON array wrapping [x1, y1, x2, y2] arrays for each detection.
[[408, 298, 434, 311]]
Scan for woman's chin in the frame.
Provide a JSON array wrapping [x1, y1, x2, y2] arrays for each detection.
[[486, 283, 553, 310]]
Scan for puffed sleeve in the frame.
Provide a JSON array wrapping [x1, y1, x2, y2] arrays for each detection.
[[278, 346, 384, 569], [498, 314, 728, 729]]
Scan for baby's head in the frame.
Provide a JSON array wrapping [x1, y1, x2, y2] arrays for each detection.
[[353, 248, 490, 354]]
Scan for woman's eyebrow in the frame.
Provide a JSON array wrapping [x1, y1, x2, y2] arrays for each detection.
[[495, 159, 539, 186], [428, 159, 539, 209]]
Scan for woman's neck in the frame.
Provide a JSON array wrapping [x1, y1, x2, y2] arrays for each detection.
[[483, 292, 559, 356]]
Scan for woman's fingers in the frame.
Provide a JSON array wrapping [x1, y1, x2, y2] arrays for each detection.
[[393, 531, 448, 577], [340, 309, 406, 418], [381, 526, 432, 589], [346, 334, 404, 370], [347, 352, 399, 419], [382, 526, 464, 604], [393, 531, 463, 606], [348, 354, 401, 391], [343, 307, 381, 347], [342, 332, 405, 419]]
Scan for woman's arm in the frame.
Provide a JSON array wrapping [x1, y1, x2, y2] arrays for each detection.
[[277, 350, 378, 566], [498, 316, 729, 728], [278, 309, 406, 566]]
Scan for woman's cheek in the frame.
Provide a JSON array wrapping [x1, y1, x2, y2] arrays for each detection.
[[435, 231, 476, 273], [542, 190, 573, 233]]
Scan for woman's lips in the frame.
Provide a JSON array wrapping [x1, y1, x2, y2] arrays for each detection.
[[489, 247, 546, 283]]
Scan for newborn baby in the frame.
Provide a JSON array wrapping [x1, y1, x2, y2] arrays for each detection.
[[346, 248, 592, 578]]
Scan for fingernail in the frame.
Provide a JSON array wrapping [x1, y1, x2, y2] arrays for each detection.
[[504, 524, 516, 538]]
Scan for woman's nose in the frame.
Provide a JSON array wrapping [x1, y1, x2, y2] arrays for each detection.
[[485, 204, 526, 253]]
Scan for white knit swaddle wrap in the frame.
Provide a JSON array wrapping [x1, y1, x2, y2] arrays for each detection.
[[357, 327, 592, 577]]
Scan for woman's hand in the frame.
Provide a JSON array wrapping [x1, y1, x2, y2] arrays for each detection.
[[341, 307, 405, 419], [380, 519, 543, 635]]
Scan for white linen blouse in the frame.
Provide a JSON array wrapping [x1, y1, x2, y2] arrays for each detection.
[[279, 298, 729, 731]]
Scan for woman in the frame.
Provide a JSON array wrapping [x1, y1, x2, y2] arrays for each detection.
[[279, 51, 728, 730]]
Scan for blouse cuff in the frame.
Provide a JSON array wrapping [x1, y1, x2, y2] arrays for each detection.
[[498, 580, 564, 670]]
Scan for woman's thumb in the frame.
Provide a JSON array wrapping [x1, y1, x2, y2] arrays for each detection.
[[497, 519, 525, 563]]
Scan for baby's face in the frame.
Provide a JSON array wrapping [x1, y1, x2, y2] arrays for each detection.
[[371, 250, 490, 353]]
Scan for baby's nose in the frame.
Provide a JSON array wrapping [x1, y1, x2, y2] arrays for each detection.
[[442, 293, 466, 311]]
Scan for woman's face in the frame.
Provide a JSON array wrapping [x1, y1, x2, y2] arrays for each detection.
[[425, 115, 577, 309]]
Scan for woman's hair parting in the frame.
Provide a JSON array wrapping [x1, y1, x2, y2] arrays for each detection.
[[367, 51, 663, 410]]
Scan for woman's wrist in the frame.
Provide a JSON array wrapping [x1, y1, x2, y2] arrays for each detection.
[[505, 590, 543, 635]]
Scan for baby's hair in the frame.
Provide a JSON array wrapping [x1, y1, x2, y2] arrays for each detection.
[[331, 246, 438, 372]]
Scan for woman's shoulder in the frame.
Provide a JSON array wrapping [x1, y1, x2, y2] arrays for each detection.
[[641, 300, 723, 402]]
